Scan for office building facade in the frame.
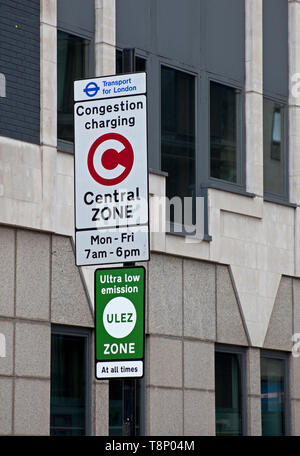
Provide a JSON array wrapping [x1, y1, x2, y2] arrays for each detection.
[[0, 0, 300, 436]]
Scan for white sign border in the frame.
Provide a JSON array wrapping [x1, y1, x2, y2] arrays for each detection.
[[73, 71, 150, 267]]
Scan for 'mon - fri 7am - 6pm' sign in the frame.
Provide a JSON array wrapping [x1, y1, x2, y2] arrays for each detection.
[[95, 267, 145, 379], [74, 73, 149, 266]]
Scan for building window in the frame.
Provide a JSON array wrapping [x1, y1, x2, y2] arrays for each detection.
[[161, 65, 196, 226], [109, 379, 143, 436], [210, 81, 241, 184], [263, 98, 286, 198], [116, 49, 123, 74], [50, 327, 90, 436], [215, 347, 245, 436], [116, 49, 146, 74], [261, 353, 289, 436], [57, 30, 89, 143]]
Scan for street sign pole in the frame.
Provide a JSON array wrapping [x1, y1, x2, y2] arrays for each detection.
[[122, 49, 135, 437], [74, 48, 147, 438], [123, 261, 136, 437], [122, 49, 135, 438], [123, 377, 135, 436]]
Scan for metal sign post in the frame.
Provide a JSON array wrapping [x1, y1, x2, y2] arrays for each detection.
[[122, 51, 137, 437], [74, 49, 147, 437]]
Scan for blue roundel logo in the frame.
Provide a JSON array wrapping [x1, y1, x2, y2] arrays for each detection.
[[83, 81, 100, 98]]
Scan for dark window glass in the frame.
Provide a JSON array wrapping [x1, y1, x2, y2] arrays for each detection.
[[261, 357, 286, 436], [215, 352, 242, 436], [109, 379, 142, 436], [50, 333, 87, 435], [210, 82, 240, 183], [116, 50, 146, 74], [116, 49, 123, 75], [57, 31, 88, 142], [263, 98, 285, 196], [135, 56, 146, 72], [161, 66, 196, 225]]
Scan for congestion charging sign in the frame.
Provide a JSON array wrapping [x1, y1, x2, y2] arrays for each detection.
[[73, 73, 149, 266], [95, 267, 145, 379]]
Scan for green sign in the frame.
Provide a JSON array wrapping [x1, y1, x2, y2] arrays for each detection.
[[95, 266, 145, 379]]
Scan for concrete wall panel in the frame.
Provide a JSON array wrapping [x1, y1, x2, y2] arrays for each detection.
[[184, 340, 214, 390], [51, 235, 93, 327], [264, 276, 293, 351], [16, 230, 50, 320], [148, 387, 183, 436], [184, 390, 215, 436], [0, 378, 13, 435], [0, 320, 14, 376], [148, 254, 182, 336], [14, 378, 50, 435], [0, 227, 15, 317], [148, 336, 182, 388], [183, 260, 216, 340], [15, 322, 50, 378], [216, 265, 248, 346]]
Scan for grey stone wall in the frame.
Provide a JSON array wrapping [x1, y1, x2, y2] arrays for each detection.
[[145, 254, 299, 436], [145, 254, 249, 436], [0, 226, 107, 436], [0, 230, 298, 436]]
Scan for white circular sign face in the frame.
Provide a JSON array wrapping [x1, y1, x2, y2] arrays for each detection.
[[103, 297, 137, 339]]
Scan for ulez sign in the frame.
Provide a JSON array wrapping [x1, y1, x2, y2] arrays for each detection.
[[95, 266, 145, 379]]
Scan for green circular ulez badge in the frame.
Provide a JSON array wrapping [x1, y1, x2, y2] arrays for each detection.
[[103, 297, 137, 339]]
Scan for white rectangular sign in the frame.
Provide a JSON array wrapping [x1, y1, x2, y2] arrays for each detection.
[[74, 73, 146, 101], [74, 73, 149, 266], [75, 226, 149, 266], [96, 360, 143, 379]]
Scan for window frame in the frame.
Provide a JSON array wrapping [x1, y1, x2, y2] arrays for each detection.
[[207, 74, 245, 192], [262, 94, 289, 204], [159, 59, 198, 175], [115, 48, 147, 74], [262, 0, 289, 205], [57, 10, 95, 153], [158, 65, 247, 238], [260, 350, 290, 436], [50, 325, 92, 436], [215, 344, 247, 436], [159, 60, 198, 235]]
